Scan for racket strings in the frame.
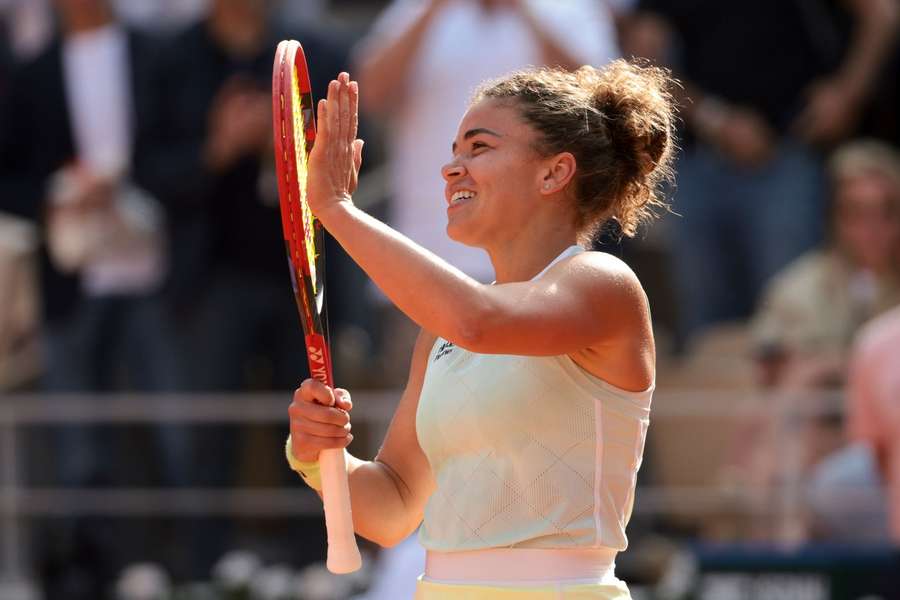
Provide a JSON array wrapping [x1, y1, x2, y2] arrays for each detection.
[[275, 64, 306, 283], [276, 53, 327, 339], [290, 70, 316, 272]]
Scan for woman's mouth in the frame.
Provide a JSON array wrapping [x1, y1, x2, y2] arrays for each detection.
[[449, 189, 476, 207]]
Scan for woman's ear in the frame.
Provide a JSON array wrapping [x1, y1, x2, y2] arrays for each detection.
[[539, 152, 577, 196]]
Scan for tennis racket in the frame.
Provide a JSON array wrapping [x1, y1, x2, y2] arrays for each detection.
[[272, 39, 361, 574]]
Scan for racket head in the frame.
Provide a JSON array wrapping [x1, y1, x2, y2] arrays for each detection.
[[273, 40, 333, 385]]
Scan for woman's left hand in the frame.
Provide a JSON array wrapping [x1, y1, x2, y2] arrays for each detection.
[[307, 72, 365, 218]]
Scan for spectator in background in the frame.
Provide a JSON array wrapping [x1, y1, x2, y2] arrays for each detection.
[[0, 20, 9, 97], [735, 140, 900, 539], [0, 0, 187, 595], [132, 0, 349, 575], [752, 140, 900, 389], [0, 0, 184, 468], [843, 305, 900, 543], [629, 0, 900, 347], [113, 0, 208, 32], [0, 0, 53, 59], [728, 141, 900, 542], [134, 0, 346, 393], [354, 0, 619, 384], [804, 304, 900, 544]]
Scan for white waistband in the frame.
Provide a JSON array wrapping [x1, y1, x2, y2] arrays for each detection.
[[424, 548, 618, 583]]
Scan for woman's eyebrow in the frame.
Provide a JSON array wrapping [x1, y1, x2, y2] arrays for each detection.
[[451, 128, 502, 153]]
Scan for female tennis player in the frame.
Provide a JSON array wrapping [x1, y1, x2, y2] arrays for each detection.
[[287, 60, 676, 598]]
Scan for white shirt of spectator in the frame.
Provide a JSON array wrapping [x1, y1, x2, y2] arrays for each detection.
[[63, 23, 132, 177], [113, 0, 209, 32], [61, 23, 164, 296], [360, 0, 619, 282]]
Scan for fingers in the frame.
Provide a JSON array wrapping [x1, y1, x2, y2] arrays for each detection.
[[291, 380, 352, 424], [325, 73, 358, 146], [327, 79, 340, 149], [289, 400, 348, 427], [297, 377, 336, 407], [313, 73, 362, 199], [338, 72, 351, 145], [289, 422, 353, 462], [289, 381, 354, 460], [353, 139, 364, 162], [290, 429, 353, 458], [293, 416, 351, 438], [315, 98, 328, 144], [347, 139, 362, 194], [334, 387, 353, 412], [348, 79, 359, 142]]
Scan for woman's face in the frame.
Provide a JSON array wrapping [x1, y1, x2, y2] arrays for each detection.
[[441, 99, 548, 248], [833, 173, 900, 271]]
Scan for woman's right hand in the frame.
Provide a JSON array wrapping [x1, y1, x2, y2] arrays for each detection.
[[288, 378, 354, 463], [307, 73, 363, 219]]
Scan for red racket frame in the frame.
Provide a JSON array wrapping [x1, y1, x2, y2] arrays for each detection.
[[272, 39, 361, 575]]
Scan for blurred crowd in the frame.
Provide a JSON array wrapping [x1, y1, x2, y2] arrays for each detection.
[[2, 0, 900, 597]]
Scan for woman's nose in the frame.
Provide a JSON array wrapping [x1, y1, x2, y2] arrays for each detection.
[[441, 162, 466, 181]]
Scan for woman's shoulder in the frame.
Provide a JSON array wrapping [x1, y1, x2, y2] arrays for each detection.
[[544, 250, 650, 338], [552, 249, 644, 294]]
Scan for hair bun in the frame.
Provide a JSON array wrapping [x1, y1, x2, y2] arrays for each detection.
[[582, 61, 673, 178]]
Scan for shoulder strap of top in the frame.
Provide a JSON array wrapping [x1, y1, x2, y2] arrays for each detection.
[[532, 245, 585, 281]]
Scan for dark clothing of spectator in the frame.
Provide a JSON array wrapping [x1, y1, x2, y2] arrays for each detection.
[[130, 20, 351, 576], [632, 0, 873, 345], [135, 20, 345, 304], [0, 29, 159, 324], [0, 30, 10, 100], [640, 0, 851, 136], [0, 25, 189, 599], [0, 29, 181, 400], [134, 20, 350, 392]]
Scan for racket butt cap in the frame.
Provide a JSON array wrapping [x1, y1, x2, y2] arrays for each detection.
[[326, 546, 362, 574]]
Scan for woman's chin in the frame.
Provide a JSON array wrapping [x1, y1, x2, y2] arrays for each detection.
[[446, 223, 476, 247]]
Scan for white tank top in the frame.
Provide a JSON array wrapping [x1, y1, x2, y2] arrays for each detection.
[[415, 246, 653, 552]]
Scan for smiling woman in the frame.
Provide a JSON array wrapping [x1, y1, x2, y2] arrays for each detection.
[[285, 61, 678, 599]]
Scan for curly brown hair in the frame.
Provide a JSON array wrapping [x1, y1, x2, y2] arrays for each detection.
[[473, 59, 677, 240]]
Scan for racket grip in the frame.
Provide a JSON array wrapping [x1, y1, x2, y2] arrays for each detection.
[[319, 447, 362, 574]]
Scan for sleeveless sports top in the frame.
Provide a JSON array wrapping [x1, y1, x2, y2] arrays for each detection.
[[416, 246, 653, 552]]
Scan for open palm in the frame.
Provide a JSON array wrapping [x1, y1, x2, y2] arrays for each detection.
[[307, 72, 364, 217]]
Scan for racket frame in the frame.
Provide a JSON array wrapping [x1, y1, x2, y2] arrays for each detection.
[[273, 39, 361, 575]]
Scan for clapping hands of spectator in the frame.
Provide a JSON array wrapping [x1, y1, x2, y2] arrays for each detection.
[[47, 165, 116, 215], [44, 165, 118, 272], [693, 98, 777, 168], [792, 77, 863, 146], [204, 76, 271, 171]]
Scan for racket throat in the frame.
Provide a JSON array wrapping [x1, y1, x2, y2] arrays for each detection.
[[305, 333, 333, 386]]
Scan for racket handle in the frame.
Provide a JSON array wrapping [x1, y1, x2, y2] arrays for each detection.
[[319, 447, 362, 573]]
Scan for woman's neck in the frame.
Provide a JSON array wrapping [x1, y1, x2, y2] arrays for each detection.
[[488, 222, 580, 283]]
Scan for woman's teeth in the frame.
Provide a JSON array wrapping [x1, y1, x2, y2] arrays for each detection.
[[451, 190, 476, 206]]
